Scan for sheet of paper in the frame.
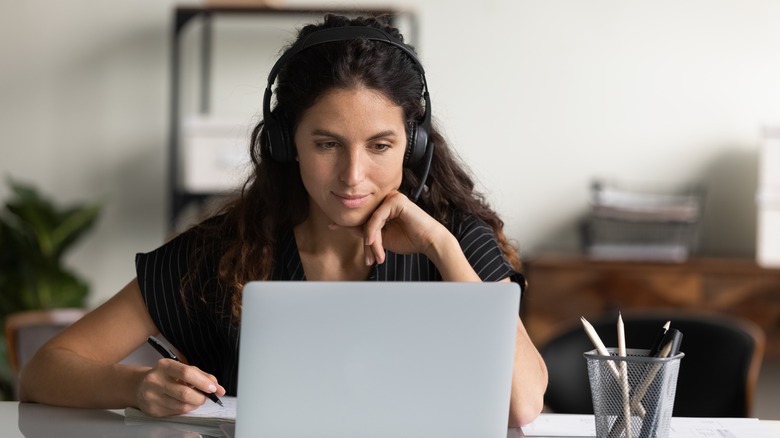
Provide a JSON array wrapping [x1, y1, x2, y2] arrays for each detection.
[[521, 414, 775, 438], [179, 396, 237, 421], [124, 396, 237, 426], [669, 417, 772, 438], [521, 414, 596, 437]]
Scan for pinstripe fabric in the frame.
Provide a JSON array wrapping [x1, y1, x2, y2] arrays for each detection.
[[135, 215, 518, 396]]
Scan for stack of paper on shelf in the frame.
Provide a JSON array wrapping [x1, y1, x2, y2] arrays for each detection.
[[581, 181, 704, 262]]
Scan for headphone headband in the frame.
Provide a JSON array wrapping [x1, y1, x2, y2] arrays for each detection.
[[263, 26, 429, 120], [266, 26, 425, 87]]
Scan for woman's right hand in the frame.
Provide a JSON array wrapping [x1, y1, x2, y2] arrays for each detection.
[[136, 358, 226, 417]]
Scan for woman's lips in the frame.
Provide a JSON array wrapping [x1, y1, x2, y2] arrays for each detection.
[[333, 193, 370, 208]]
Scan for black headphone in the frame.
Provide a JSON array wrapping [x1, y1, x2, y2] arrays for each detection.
[[261, 26, 434, 201]]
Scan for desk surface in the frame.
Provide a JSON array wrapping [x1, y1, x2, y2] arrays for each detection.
[[2, 402, 779, 437]]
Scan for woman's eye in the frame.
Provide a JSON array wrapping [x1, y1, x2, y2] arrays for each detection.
[[317, 141, 339, 149]]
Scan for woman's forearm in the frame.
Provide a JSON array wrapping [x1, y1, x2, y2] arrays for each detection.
[[19, 281, 156, 409], [427, 232, 547, 425], [508, 319, 549, 427], [19, 346, 146, 409]]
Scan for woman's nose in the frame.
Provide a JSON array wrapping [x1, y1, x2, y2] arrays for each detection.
[[340, 148, 365, 185]]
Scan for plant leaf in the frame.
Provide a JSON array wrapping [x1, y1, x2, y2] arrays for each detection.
[[50, 202, 102, 259], [0, 178, 95, 315], [4, 181, 59, 258]]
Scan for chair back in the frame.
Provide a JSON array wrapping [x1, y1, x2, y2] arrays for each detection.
[[540, 309, 765, 417], [4, 308, 87, 374]]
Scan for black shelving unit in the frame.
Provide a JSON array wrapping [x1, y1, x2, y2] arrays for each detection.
[[168, 5, 417, 231]]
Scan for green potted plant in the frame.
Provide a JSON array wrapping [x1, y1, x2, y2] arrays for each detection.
[[0, 179, 101, 400]]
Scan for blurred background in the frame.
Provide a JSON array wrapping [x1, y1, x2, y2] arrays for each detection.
[[3, 0, 779, 306], [2, 0, 780, 417]]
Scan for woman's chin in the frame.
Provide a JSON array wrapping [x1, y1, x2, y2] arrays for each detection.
[[329, 211, 371, 228]]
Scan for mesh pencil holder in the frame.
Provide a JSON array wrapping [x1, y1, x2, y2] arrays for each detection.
[[584, 348, 684, 438]]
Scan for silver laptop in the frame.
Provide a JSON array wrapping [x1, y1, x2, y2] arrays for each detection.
[[235, 281, 521, 438]]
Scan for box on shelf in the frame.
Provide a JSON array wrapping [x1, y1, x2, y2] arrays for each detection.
[[180, 116, 252, 193], [757, 126, 780, 268], [759, 126, 780, 189], [757, 190, 780, 268]]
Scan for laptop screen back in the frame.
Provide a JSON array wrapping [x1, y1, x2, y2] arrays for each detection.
[[236, 281, 520, 438]]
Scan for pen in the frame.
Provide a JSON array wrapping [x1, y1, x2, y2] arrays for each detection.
[[656, 328, 683, 357], [648, 321, 671, 357], [146, 336, 223, 407], [637, 331, 682, 438]]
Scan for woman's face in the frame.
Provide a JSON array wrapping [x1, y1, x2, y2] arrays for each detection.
[[294, 87, 407, 228]]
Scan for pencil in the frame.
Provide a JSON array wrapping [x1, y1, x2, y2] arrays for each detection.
[[617, 313, 632, 438], [581, 316, 646, 418]]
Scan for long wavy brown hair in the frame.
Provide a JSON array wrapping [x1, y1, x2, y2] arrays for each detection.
[[186, 14, 521, 322]]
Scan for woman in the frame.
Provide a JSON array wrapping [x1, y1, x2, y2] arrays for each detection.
[[20, 14, 547, 426]]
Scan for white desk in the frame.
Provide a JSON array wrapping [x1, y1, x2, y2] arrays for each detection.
[[1, 402, 779, 437]]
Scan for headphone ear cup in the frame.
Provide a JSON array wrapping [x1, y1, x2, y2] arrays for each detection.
[[404, 123, 418, 167], [265, 111, 295, 163], [404, 122, 429, 168]]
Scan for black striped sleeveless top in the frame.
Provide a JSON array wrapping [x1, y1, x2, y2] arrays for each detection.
[[135, 215, 521, 396]]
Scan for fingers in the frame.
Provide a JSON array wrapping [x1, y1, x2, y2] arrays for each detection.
[[364, 241, 375, 266], [363, 201, 395, 265], [366, 230, 385, 265], [330, 191, 437, 265], [165, 359, 224, 396], [148, 392, 203, 417], [137, 359, 225, 417], [363, 194, 398, 245]]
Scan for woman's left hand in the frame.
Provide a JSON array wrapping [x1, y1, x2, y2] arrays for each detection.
[[330, 190, 449, 265]]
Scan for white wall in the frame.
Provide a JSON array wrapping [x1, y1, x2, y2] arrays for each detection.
[[2, 0, 780, 307]]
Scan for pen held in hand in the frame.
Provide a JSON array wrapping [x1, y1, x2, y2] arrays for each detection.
[[146, 336, 224, 407]]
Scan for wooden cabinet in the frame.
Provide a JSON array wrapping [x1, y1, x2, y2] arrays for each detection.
[[523, 253, 780, 356]]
